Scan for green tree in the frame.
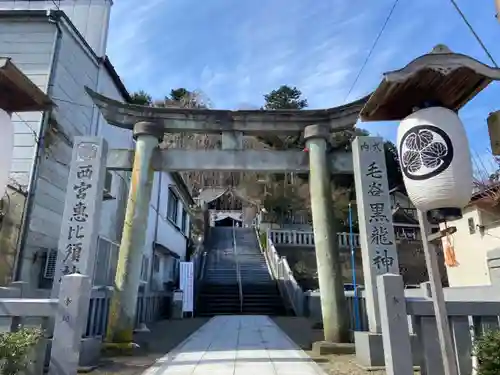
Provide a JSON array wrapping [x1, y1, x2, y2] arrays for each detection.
[[474, 329, 500, 375], [129, 90, 152, 106], [170, 88, 190, 102], [259, 85, 309, 149], [263, 85, 308, 110], [152, 88, 211, 109]]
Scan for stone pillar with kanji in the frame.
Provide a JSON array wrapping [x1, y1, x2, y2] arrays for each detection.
[[353, 136, 399, 332], [52, 137, 108, 295]]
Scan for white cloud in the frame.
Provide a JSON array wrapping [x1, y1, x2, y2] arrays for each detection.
[[104, 0, 500, 157]]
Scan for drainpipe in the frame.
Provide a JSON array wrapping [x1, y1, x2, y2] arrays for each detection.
[[13, 11, 63, 281], [91, 61, 105, 137]]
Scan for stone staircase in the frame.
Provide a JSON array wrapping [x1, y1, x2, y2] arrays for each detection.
[[197, 228, 241, 315], [197, 227, 288, 316]]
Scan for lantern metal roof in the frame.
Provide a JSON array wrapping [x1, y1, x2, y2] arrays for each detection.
[[360, 45, 500, 122], [0, 57, 53, 112]]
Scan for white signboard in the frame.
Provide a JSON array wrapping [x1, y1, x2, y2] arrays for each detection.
[[353, 136, 399, 333], [179, 262, 194, 313]]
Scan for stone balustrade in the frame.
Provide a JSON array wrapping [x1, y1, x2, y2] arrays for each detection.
[[269, 229, 361, 248]]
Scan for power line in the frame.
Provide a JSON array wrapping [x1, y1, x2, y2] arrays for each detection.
[[448, 0, 498, 67], [343, 0, 400, 103]]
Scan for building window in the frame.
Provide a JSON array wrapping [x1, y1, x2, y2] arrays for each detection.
[[167, 188, 179, 225], [153, 254, 160, 273], [140, 255, 149, 282], [93, 237, 119, 287], [181, 209, 187, 233], [468, 217, 476, 234]]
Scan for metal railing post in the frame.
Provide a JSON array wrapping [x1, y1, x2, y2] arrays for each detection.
[[233, 224, 243, 313]]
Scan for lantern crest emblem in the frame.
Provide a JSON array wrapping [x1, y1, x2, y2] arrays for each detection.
[[399, 124, 454, 181]]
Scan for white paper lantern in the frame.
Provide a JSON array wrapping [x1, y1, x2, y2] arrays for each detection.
[[0, 109, 14, 198], [397, 106, 473, 221]]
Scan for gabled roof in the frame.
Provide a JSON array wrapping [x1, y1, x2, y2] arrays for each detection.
[[392, 206, 419, 225], [199, 187, 259, 207], [466, 183, 500, 209]]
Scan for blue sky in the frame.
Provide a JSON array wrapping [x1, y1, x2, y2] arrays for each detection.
[[107, 0, 500, 176]]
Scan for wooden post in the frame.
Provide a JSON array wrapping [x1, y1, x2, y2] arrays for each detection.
[[417, 209, 458, 375], [487, 111, 500, 155]]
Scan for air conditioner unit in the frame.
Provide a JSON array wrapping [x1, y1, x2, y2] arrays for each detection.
[[43, 250, 58, 279]]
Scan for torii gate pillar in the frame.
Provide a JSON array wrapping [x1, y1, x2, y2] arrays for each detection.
[[305, 124, 349, 343], [105, 122, 164, 346]]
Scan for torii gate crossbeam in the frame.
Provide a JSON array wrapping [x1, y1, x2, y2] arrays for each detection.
[[106, 149, 354, 173]]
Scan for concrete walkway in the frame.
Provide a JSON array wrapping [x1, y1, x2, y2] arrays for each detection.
[[141, 315, 327, 375]]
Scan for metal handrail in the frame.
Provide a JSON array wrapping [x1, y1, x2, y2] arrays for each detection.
[[233, 225, 244, 313], [199, 252, 207, 280], [262, 229, 305, 316]]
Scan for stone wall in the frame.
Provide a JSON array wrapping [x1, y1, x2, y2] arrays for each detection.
[[0, 186, 27, 286], [276, 241, 448, 291]]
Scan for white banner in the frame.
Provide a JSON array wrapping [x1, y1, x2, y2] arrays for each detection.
[[179, 262, 194, 313]]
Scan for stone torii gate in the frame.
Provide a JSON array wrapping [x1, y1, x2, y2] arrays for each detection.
[[86, 88, 368, 346]]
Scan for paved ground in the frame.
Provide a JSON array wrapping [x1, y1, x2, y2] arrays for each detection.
[[91, 316, 390, 375], [138, 315, 328, 375], [92, 318, 209, 375], [272, 317, 388, 375]]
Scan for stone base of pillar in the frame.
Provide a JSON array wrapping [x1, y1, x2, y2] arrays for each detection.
[[101, 341, 140, 357], [44, 337, 103, 372], [312, 341, 355, 355], [354, 331, 421, 369]]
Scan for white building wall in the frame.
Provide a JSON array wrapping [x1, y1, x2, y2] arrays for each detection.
[[144, 172, 191, 287], [50, 32, 97, 137], [20, 18, 96, 286], [0, 11, 193, 291], [0, 19, 56, 187], [6, 16, 128, 289], [440, 206, 498, 287], [94, 67, 133, 244], [0, 0, 112, 56]]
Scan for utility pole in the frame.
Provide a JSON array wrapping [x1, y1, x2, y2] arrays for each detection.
[[495, 0, 500, 23]]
